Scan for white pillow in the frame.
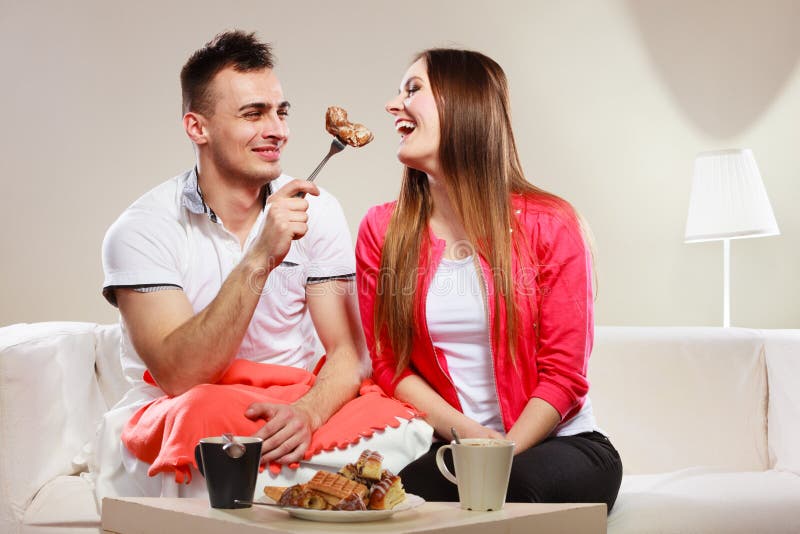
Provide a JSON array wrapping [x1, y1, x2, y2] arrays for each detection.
[[93, 323, 128, 409], [590, 327, 769, 474], [0, 322, 107, 526]]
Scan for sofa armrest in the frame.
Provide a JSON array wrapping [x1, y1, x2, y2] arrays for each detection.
[[764, 329, 800, 474], [0, 322, 108, 528]]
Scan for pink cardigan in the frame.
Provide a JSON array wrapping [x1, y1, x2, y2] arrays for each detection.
[[355, 194, 594, 431]]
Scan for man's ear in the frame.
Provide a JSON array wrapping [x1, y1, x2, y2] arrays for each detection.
[[183, 112, 208, 145]]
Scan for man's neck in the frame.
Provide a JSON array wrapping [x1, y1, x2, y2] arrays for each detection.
[[196, 161, 268, 244]]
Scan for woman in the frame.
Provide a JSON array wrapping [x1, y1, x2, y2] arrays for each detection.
[[355, 49, 622, 510]]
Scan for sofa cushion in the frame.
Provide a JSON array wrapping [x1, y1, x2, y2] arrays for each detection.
[[93, 323, 127, 410], [608, 469, 800, 534], [0, 322, 107, 528], [764, 330, 800, 474], [590, 327, 768, 474], [22, 474, 100, 527]]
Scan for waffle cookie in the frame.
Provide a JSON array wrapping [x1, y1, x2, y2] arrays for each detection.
[[307, 470, 368, 500]]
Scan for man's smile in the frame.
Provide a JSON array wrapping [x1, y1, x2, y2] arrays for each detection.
[[252, 144, 282, 162]]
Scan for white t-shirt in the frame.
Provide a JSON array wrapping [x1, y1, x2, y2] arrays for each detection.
[[425, 256, 599, 437], [426, 256, 504, 433], [101, 169, 355, 386]]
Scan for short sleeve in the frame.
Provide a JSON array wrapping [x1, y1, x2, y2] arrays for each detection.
[[304, 189, 356, 283], [101, 206, 186, 306]]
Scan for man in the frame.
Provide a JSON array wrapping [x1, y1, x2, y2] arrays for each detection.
[[92, 30, 419, 501]]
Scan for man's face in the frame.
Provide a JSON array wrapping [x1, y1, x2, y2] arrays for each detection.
[[199, 67, 290, 185]]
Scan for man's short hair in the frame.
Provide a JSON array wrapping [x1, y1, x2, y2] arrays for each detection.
[[180, 30, 274, 115]]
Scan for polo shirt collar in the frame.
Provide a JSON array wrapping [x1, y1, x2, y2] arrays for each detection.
[[182, 167, 270, 223]]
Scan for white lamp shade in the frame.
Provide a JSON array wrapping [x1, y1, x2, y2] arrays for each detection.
[[684, 149, 780, 243]]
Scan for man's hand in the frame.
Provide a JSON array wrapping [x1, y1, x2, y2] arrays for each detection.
[[245, 402, 315, 465], [255, 180, 319, 269]]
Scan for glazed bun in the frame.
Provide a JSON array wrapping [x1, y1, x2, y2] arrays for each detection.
[[325, 106, 374, 147]]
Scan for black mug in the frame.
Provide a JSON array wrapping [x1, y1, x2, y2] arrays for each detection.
[[194, 436, 263, 509]]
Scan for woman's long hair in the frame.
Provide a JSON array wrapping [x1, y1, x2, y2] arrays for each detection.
[[375, 48, 580, 375]]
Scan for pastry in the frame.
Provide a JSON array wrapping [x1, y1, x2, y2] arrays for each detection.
[[263, 485, 288, 502], [325, 106, 348, 131], [325, 106, 374, 148], [338, 463, 371, 486], [355, 450, 384, 480], [277, 484, 329, 510], [261, 450, 406, 512], [368, 472, 406, 510], [333, 492, 368, 511]]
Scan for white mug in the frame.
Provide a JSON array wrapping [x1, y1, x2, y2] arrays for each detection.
[[435, 438, 515, 511]]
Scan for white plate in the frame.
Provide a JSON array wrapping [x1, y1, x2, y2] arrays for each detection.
[[262, 493, 425, 523]]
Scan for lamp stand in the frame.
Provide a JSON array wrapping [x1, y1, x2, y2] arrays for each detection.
[[723, 238, 730, 328]]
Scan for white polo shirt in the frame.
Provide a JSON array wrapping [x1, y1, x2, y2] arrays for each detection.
[[101, 168, 355, 386]]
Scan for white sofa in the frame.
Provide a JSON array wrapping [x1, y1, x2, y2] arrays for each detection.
[[1, 322, 799, 533], [591, 327, 800, 533]]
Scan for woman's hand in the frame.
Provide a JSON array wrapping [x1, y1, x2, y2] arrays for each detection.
[[394, 375, 504, 442], [450, 417, 506, 441]]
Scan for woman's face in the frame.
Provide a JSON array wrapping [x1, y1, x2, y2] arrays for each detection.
[[385, 58, 441, 177]]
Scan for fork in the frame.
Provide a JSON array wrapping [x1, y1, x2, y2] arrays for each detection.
[[234, 499, 284, 508], [307, 137, 347, 183], [296, 137, 346, 198]]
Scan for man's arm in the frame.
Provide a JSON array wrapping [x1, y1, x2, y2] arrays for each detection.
[[116, 179, 320, 396], [115, 258, 266, 395], [299, 278, 367, 422], [246, 278, 366, 464]]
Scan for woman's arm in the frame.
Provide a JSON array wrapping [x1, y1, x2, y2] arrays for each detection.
[[505, 397, 561, 454], [395, 374, 504, 441], [503, 209, 594, 453]]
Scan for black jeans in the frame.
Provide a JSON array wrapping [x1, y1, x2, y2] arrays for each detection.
[[399, 431, 623, 513]]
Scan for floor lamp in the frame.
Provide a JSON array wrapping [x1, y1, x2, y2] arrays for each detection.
[[684, 149, 780, 327]]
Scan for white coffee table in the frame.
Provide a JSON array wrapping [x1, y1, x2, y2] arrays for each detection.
[[102, 497, 606, 533]]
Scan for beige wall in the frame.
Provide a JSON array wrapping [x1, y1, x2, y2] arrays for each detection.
[[1, 0, 798, 328]]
